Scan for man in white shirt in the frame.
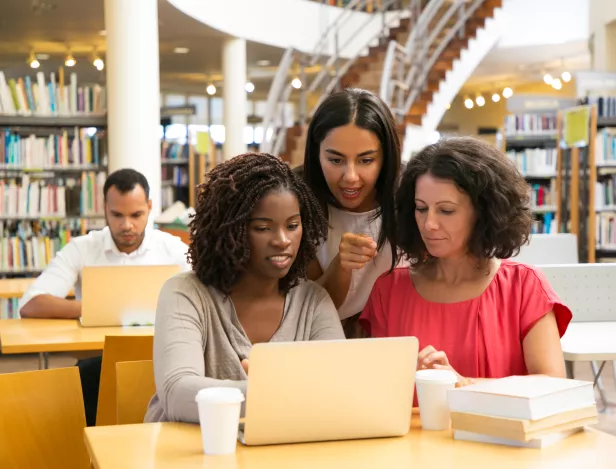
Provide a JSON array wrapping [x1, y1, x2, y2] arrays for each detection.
[[19, 168, 190, 318], [19, 168, 190, 426]]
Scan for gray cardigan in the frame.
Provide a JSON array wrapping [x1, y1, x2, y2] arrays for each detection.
[[144, 272, 345, 423]]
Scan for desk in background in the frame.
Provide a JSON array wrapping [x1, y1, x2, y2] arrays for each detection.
[[0, 278, 75, 299], [85, 420, 616, 469], [0, 319, 153, 368]]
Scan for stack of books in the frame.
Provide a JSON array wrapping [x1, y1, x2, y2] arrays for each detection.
[[447, 375, 597, 448]]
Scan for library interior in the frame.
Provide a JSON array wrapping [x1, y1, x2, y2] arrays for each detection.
[[2, 0, 616, 467]]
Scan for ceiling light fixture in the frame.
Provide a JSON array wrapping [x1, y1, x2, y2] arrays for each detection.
[[35, 53, 50, 60], [561, 71, 572, 83], [206, 84, 216, 95], [552, 78, 563, 90], [93, 56, 104, 71], [256, 60, 270, 67], [174, 47, 189, 54], [492, 93, 501, 103], [475, 95, 485, 107], [502, 87, 513, 99], [245, 82, 255, 93], [291, 78, 302, 89], [464, 97, 474, 109], [65, 53, 76, 67], [28, 51, 40, 69], [543, 73, 553, 85]]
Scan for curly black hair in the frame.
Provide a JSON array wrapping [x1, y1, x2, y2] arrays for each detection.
[[188, 152, 328, 295], [396, 137, 533, 265]]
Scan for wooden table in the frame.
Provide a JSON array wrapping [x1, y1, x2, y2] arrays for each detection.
[[0, 319, 153, 368], [0, 278, 74, 299], [0, 278, 36, 299], [84, 420, 616, 469]]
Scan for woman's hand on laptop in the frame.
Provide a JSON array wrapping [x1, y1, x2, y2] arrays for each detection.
[[417, 345, 474, 387], [241, 359, 249, 375]]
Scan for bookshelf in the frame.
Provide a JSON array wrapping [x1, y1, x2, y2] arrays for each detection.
[[503, 113, 560, 234]]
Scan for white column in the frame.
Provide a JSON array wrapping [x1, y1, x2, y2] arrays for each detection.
[[222, 37, 248, 161], [104, 0, 161, 217]]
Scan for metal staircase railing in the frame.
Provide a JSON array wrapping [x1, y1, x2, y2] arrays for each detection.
[[379, 0, 485, 124], [261, 0, 408, 155]]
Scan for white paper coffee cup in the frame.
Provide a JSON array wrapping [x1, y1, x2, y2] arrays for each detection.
[[195, 387, 245, 455], [415, 369, 458, 431]]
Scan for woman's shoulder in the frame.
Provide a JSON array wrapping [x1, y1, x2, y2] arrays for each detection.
[[161, 271, 220, 302], [495, 259, 552, 287]]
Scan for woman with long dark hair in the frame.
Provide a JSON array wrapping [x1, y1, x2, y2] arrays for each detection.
[[303, 88, 404, 337]]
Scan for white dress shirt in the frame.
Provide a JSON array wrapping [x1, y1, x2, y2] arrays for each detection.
[[19, 227, 190, 311]]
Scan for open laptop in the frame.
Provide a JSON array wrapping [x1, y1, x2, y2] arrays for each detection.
[[80, 264, 181, 327], [238, 336, 418, 446]]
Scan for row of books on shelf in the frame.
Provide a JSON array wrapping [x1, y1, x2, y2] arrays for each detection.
[[595, 128, 616, 165], [596, 213, 616, 249], [0, 172, 106, 218], [162, 166, 189, 187], [531, 212, 556, 234], [1, 129, 107, 169], [161, 141, 188, 162], [583, 95, 616, 119], [507, 148, 557, 177], [529, 182, 556, 209], [0, 219, 83, 272], [595, 177, 616, 209], [162, 187, 176, 211], [0, 70, 105, 117], [0, 298, 19, 319], [505, 113, 557, 136]]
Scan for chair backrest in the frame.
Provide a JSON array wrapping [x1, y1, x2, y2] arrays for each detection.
[[537, 263, 616, 322], [511, 233, 579, 265], [0, 367, 89, 469], [116, 360, 155, 425], [96, 334, 154, 426]]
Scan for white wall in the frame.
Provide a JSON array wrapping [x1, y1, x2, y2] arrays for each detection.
[[589, 0, 616, 70], [498, 0, 589, 48], [169, 0, 403, 59]]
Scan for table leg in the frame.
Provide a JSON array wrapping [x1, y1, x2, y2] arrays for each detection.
[[592, 361, 608, 406], [38, 352, 49, 370], [565, 360, 574, 379]]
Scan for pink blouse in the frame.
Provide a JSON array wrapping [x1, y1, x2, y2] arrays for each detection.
[[359, 260, 572, 379]]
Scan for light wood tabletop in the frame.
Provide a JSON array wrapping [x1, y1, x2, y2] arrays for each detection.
[[0, 278, 35, 299], [0, 278, 74, 299], [0, 319, 153, 354], [84, 420, 616, 469]]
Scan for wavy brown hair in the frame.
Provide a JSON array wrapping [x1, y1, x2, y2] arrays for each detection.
[[396, 137, 533, 265], [187, 153, 328, 295]]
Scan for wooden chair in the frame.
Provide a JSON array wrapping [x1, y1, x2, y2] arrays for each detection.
[[96, 334, 154, 426], [0, 367, 89, 469], [116, 360, 156, 425]]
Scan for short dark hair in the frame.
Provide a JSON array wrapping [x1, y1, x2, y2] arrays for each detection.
[[302, 88, 401, 270], [396, 137, 533, 265], [103, 168, 150, 200], [188, 152, 328, 295]]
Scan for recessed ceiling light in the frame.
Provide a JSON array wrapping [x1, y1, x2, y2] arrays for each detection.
[[174, 47, 189, 54], [36, 53, 50, 60], [99, 30, 107, 36], [256, 60, 270, 66]]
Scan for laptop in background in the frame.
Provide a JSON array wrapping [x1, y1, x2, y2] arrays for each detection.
[[238, 336, 418, 446], [80, 264, 180, 327]]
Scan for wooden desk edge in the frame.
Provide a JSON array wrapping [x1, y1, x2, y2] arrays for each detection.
[[0, 340, 104, 354]]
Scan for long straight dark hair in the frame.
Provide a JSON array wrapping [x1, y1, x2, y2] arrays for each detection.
[[303, 88, 401, 271]]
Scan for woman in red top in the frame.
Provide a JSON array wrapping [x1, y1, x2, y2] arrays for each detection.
[[360, 137, 572, 385]]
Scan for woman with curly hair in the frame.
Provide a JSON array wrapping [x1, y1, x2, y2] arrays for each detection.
[[359, 137, 572, 385], [145, 153, 344, 424]]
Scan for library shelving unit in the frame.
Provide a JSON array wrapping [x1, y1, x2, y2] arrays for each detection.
[[0, 114, 107, 318], [554, 103, 616, 263], [503, 112, 560, 235]]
